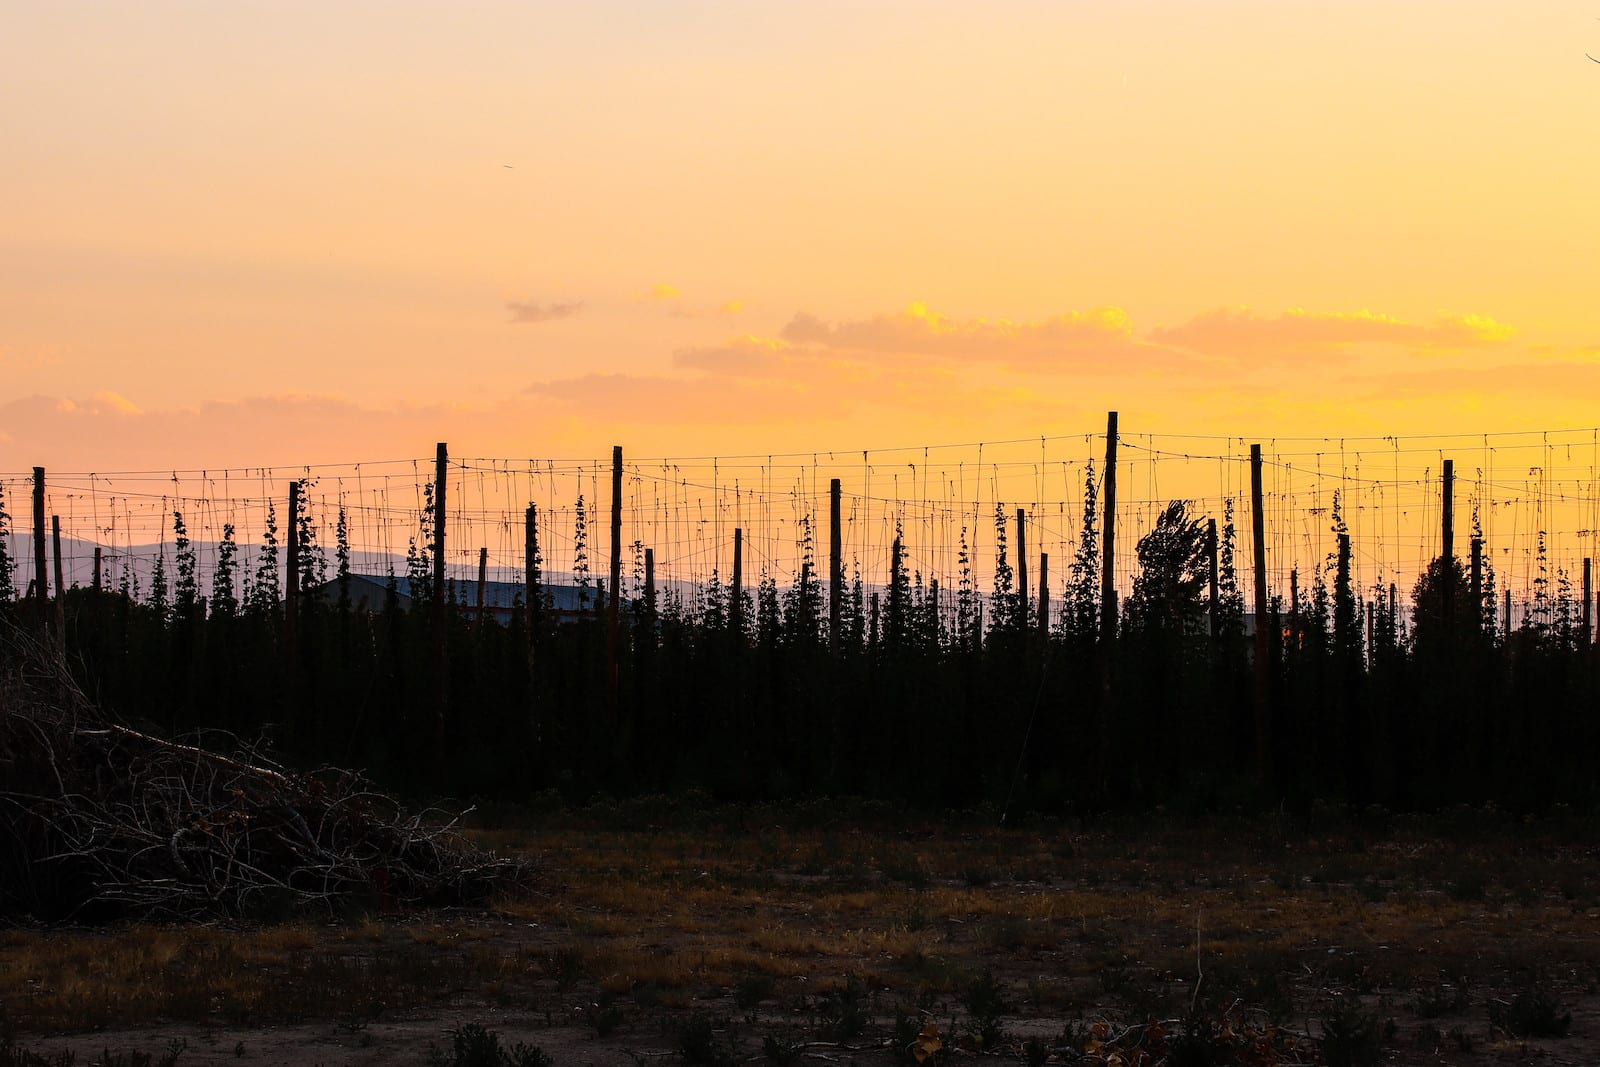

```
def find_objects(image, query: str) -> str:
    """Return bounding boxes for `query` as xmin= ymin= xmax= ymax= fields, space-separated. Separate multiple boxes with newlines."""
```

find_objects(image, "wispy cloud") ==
xmin=775 ymin=302 xmax=1181 ymax=374
xmin=1149 ymin=307 xmax=1515 ymax=362
xmin=673 ymin=335 xmax=810 ymax=378
xmin=506 ymin=299 xmax=583 ymax=324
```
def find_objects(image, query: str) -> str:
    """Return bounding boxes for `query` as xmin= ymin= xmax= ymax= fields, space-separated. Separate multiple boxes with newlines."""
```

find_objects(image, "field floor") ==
xmin=4 ymin=805 xmax=1599 ymax=1066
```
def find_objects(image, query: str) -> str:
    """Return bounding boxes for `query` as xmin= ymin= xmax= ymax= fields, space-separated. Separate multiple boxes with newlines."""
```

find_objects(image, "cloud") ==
xmin=90 ymin=391 xmax=142 ymax=415
xmin=784 ymin=302 xmax=1130 ymax=352
xmin=651 ymin=287 xmax=746 ymax=318
xmin=672 ymin=335 xmax=808 ymax=378
xmin=506 ymin=299 xmax=583 ymax=324
xmin=1149 ymin=307 xmax=1515 ymax=362
xmin=773 ymin=302 xmax=1176 ymax=374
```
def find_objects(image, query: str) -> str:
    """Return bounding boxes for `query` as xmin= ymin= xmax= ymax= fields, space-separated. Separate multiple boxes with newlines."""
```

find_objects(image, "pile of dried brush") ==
xmin=0 ymin=625 xmax=529 ymax=922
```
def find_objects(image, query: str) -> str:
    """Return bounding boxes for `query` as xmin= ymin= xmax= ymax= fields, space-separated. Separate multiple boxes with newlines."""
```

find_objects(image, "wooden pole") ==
xmin=1503 ymin=588 xmax=1512 ymax=638
xmin=92 ymin=547 xmax=102 ymax=594
xmin=1037 ymin=552 xmax=1050 ymax=636
xmin=1015 ymin=508 xmax=1028 ymax=624
xmin=1250 ymin=443 xmax=1271 ymax=787
xmin=644 ymin=548 xmax=657 ymax=622
xmin=51 ymin=515 xmax=65 ymax=645
xmin=285 ymin=480 xmax=300 ymax=654
xmin=1335 ymin=533 xmax=1352 ymax=652
xmin=829 ymin=478 xmax=842 ymax=654
xmin=609 ymin=445 xmax=623 ymax=714
xmin=524 ymin=503 xmax=538 ymax=634
xmin=1099 ymin=412 xmax=1119 ymax=641
xmin=1470 ymin=537 xmax=1484 ymax=631
xmin=475 ymin=546 xmax=488 ymax=625
xmin=432 ymin=443 xmax=448 ymax=740
xmin=1207 ymin=518 xmax=1219 ymax=640
xmin=32 ymin=467 xmax=47 ymax=624
xmin=1584 ymin=557 xmax=1593 ymax=646
xmin=731 ymin=527 xmax=745 ymax=632
xmin=1441 ymin=460 xmax=1455 ymax=631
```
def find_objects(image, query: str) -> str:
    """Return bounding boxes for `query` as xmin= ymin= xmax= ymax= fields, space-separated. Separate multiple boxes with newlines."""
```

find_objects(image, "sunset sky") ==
xmin=4 ymin=1 xmax=1600 ymax=473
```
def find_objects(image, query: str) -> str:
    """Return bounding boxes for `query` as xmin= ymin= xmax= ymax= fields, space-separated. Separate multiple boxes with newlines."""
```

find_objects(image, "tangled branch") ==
xmin=0 ymin=625 xmax=528 ymax=921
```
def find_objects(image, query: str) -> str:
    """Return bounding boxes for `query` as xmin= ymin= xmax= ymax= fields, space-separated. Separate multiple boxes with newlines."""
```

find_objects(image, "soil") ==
xmin=8 ymin=811 xmax=1600 ymax=1066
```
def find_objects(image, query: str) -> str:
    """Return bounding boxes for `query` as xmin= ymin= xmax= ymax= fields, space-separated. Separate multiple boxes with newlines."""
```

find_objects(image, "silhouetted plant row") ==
xmin=0 ymin=475 xmax=1594 ymax=815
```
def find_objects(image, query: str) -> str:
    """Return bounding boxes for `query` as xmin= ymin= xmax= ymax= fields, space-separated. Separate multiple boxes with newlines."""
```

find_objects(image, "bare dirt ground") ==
xmin=5 ymin=805 xmax=1599 ymax=1066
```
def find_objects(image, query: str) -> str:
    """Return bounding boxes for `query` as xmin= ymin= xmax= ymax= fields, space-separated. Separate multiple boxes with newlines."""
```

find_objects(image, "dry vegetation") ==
xmin=4 ymin=802 xmax=1600 ymax=1065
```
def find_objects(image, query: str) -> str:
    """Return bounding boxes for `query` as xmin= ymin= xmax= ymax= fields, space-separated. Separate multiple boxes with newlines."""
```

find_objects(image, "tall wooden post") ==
xmin=1503 ymin=588 xmax=1512 ymax=638
xmin=731 ymin=528 xmax=744 ymax=632
xmin=1099 ymin=412 xmax=1119 ymax=641
xmin=92 ymin=547 xmax=102 ymax=594
xmin=475 ymin=546 xmax=488 ymax=625
xmin=1441 ymin=460 xmax=1455 ymax=631
xmin=285 ymin=480 xmax=300 ymax=655
xmin=50 ymin=515 xmax=65 ymax=645
xmin=1335 ymin=533 xmax=1353 ymax=654
xmin=524 ymin=503 xmax=539 ymax=634
xmin=1470 ymin=537 xmax=1484 ymax=630
xmin=1015 ymin=508 xmax=1028 ymax=623
xmin=432 ymin=443 xmax=449 ymax=739
xmin=32 ymin=467 xmax=47 ymax=623
xmin=1250 ymin=443 xmax=1271 ymax=787
xmin=1207 ymin=518 xmax=1219 ymax=640
xmin=829 ymin=478 xmax=842 ymax=654
xmin=644 ymin=547 xmax=657 ymax=621
xmin=608 ymin=445 xmax=623 ymax=715
xmin=1584 ymin=558 xmax=1593 ymax=646
xmin=1037 ymin=552 xmax=1050 ymax=636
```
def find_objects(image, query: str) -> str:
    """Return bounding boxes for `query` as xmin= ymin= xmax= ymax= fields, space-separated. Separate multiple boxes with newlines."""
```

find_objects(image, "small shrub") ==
xmin=961 ymin=970 xmax=1008 ymax=1051
xmin=0 ymin=1034 xmax=75 ymax=1067
xmin=819 ymin=973 xmax=871 ymax=1040
xmin=761 ymin=1035 xmax=801 ymax=1066
xmin=677 ymin=1013 xmax=737 ymax=1067
xmin=735 ymin=974 xmax=776 ymax=1012
xmin=428 ymin=1024 xmax=550 ymax=1067
xmin=584 ymin=998 xmax=625 ymax=1037
xmin=1411 ymin=980 xmax=1469 ymax=1019
xmin=541 ymin=947 xmax=584 ymax=992
xmin=1489 ymin=986 xmax=1571 ymax=1039
xmin=1320 ymin=998 xmax=1384 ymax=1067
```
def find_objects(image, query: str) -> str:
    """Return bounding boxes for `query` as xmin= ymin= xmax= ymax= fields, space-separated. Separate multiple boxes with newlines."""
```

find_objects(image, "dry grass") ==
xmin=4 ymin=807 xmax=1599 ymax=1065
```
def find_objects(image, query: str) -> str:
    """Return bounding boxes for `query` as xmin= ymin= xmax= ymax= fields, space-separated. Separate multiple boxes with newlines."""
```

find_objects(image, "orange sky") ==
xmin=3 ymin=1 xmax=1599 ymax=473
